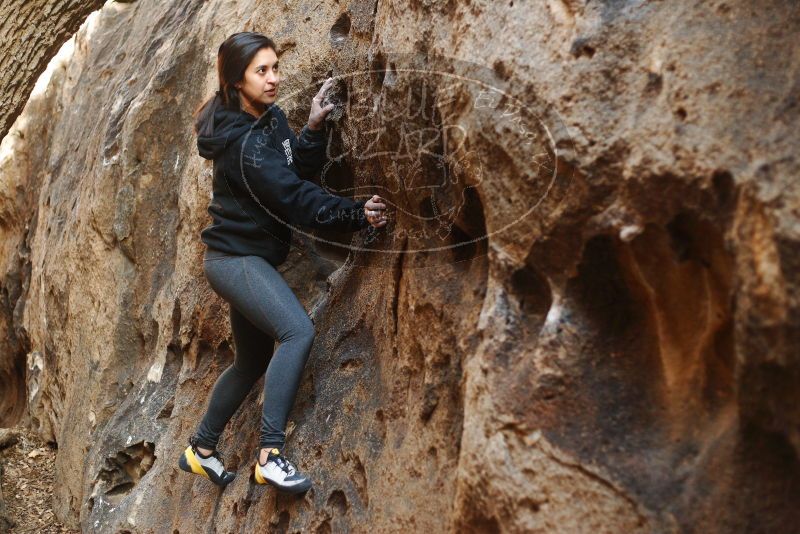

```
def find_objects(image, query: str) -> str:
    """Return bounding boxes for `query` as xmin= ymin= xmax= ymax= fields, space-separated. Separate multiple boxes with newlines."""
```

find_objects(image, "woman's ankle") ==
xmin=259 ymin=446 xmax=280 ymax=464
xmin=189 ymin=435 xmax=215 ymax=457
xmin=197 ymin=446 xmax=214 ymax=457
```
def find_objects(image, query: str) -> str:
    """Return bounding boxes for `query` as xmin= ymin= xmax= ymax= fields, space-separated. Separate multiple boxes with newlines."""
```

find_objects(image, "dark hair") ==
xmin=193 ymin=32 xmax=277 ymax=137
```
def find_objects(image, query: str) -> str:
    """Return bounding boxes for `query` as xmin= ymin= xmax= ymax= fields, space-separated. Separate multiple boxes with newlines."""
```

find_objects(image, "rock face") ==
xmin=0 ymin=0 xmax=798 ymax=532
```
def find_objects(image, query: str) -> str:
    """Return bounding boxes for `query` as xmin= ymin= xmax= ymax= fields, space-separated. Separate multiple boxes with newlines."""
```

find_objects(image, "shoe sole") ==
xmin=253 ymin=463 xmax=312 ymax=494
xmin=178 ymin=453 xmax=194 ymax=474
xmin=178 ymin=447 xmax=235 ymax=488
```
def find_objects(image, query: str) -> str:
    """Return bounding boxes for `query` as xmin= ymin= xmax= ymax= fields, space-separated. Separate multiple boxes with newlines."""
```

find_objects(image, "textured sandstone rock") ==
xmin=0 ymin=460 xmax=11 ymax=531
xmin=0 ymin=0 xmax=798 ymax=532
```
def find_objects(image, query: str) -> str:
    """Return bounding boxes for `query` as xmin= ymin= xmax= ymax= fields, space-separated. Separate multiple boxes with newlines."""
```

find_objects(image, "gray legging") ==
xmin=193 ymin=247 xmax=315 ymax=451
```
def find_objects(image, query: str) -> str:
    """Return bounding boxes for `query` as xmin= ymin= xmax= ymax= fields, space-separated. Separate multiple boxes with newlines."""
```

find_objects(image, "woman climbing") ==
xmin=177 ymin=31 xmax=387 ymax=494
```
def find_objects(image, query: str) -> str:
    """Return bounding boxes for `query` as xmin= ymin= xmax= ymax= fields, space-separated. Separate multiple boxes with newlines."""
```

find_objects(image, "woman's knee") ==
xmin=297 ymin=317 xmax=316 ymax=343
xmin=283 ymin=316 xmax=315 ymax=346
xmin=233 ymin=357 xmax=269 ymax=377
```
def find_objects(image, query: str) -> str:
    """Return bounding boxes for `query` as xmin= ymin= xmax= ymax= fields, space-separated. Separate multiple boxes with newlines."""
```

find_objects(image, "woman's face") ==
xmin=236 ymin=47 xmax=280 ymax=115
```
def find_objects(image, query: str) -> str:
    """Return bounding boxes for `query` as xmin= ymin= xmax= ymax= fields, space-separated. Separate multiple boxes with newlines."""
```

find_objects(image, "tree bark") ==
xmin=0 ymin=0 xmax=106 ymax=142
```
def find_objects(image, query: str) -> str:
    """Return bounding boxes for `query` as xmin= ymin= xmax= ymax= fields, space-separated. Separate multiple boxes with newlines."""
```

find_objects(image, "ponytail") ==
xmin=193 ymin=90 xmax=223 ymax=137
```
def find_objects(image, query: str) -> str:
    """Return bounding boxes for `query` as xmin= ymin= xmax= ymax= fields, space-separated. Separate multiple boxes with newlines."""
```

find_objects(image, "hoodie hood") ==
xmin=197 ymin=104 xmax=274 ymax=160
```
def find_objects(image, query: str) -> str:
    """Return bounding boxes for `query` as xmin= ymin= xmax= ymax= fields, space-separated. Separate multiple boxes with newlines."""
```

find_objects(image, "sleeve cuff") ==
xmin=351 ymin=199 xmax=371 ymax=230
xmin=301 ymin=124 xmax=326 ymax=143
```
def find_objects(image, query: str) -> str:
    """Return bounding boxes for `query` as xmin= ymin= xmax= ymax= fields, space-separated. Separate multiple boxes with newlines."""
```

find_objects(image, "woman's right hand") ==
xmin=364 ymin=195 xmax=387 ymax=228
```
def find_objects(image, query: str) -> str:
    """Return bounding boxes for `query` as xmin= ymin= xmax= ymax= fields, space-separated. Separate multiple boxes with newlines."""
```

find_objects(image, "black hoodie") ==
xmin=197 ymin=102 xmax=369 ymax=266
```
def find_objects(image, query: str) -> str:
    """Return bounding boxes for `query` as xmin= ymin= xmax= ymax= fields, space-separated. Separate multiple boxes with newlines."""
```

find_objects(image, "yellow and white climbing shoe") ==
xmin=178 ymin=436 xmax=236 ymax=487
xmin=254 ymin=447 xmax=312 ymax=494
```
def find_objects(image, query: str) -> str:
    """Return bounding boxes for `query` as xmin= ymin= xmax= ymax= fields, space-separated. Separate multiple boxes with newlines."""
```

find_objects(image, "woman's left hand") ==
xmin=308 ymin=77 xmax=336 ymax=131
xmin=364 ymin=195 xmax=388 ymax=228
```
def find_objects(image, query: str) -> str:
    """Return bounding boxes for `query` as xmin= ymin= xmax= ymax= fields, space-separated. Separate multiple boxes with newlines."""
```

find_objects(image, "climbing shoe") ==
xmin=253 ymin=447 xmax=312 ymax=494
xmin=178 ymin=436 xmax=236 ymax=487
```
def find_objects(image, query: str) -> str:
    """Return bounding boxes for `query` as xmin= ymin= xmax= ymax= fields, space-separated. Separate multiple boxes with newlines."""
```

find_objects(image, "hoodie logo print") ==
xmin=282 ymin=139 xmax=293 ymax=165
